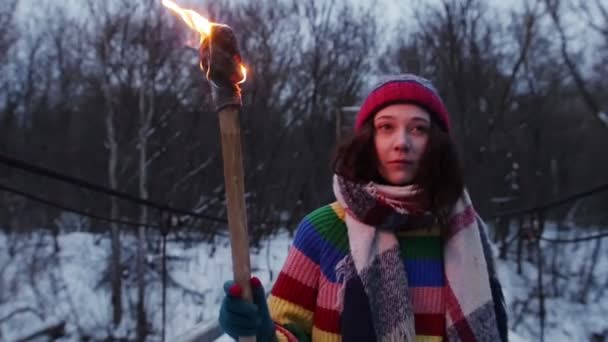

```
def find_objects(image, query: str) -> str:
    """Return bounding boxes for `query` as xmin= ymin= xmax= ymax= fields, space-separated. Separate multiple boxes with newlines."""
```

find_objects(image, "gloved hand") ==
xmin=199 ymin=24 xmax=245 ymax=111
xmin=219 ymin=276 xmax=276 ymax=341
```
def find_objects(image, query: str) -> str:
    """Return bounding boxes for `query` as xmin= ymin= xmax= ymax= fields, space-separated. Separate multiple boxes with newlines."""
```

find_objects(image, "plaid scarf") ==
xmin=333 ymin=175 xmax=505 ymax=342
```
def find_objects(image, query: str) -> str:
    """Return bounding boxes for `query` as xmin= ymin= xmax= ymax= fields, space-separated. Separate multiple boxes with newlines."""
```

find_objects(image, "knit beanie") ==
xmin=354 ymin=74 xmax=451 ymax=133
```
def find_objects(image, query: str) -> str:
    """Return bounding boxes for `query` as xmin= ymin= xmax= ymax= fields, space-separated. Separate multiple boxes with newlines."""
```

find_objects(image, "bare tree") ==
xmin=0 ymin=0 xmax=17 ymax=65
xmin=544 ymin=0 xmax=608 ymax=129
xmin=85 ymin=0 xmax=135 ymax=328
xmin=286 ymin=0 xmax=380 ymax=207
xmin=131 ymin=1 xmax=192 ymax=339
xmin=0 ymin=0 xmax=19 ymax=228
xmin=574 ymin=0 xmax=608 ymax=123
xmin=83 ymin=0 xmax=218 ymax=337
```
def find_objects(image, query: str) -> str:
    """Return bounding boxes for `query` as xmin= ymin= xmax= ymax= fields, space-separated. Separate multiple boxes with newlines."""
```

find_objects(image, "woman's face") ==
xmin=373 ymin=103 xmax=431 ymax=185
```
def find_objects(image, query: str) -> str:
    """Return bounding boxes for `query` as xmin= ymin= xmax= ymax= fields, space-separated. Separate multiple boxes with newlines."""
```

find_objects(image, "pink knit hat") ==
xmin=354 ymin=74 xmax=451 ymax=133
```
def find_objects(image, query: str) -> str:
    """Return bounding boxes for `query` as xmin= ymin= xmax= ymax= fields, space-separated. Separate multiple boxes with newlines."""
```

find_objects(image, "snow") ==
xmin=0 ymin=230 xmax=291 ymax=341
xmin=1 ymin=221 xmax=606 ymax=341
xmin=494 ymin=221 xmax=608 ymax=341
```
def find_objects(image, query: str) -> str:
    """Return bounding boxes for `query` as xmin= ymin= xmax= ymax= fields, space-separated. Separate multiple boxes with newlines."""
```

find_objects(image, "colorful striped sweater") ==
xmin=268 ymin=202 xmax=446 ymax=341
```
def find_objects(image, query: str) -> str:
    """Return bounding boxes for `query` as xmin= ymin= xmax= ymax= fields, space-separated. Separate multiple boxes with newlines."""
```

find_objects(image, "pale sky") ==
xmin=14 ymin=0 xmax=601 ymax=65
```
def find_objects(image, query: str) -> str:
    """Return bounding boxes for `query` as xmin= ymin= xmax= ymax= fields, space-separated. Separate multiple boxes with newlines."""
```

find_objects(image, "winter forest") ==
xmin=1 ymin=0 xmax=607 ymax=340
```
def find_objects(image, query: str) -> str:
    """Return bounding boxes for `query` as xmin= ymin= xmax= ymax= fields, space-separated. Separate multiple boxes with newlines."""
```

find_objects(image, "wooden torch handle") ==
xmin=218 ymin=106 xmax=256 ymax=342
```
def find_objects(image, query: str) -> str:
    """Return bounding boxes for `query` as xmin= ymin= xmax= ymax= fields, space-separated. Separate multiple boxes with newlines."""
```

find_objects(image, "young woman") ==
xmin=218 ymin=74 xmax=508 ymax=342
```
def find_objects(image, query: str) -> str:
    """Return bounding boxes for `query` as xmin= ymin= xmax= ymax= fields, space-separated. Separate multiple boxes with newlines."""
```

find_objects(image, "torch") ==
xmin=162 ymin=1 xmax=254 ymax=341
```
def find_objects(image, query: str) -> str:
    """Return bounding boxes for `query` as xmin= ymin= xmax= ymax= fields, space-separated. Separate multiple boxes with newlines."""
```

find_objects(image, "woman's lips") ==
xmin=387 ymin=160 xmax=415 ymax=168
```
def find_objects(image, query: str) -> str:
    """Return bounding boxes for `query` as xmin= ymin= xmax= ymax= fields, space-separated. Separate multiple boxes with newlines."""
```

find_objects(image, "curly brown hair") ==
xmin=332 ymin=113 xmax=464 ymax=218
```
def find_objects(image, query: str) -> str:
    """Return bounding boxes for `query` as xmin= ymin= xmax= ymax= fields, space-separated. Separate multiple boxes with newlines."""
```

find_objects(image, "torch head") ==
xmin=200 ymin=24 xmax=245 ymax=89
xmin=162 ymin=0 xmax=246 ymax=111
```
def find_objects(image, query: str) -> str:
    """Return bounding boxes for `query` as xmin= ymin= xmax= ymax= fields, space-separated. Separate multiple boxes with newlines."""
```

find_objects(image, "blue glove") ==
xmin=219 ymin=277 xmax=276 ymax=341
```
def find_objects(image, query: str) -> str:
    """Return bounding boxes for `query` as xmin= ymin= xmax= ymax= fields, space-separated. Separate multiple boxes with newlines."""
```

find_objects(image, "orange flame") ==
xmin=238 ymin=65 xmax=247 ymax=84
xmin=162 ymin=0 xmax=247 ymax=85
xmin=162 ymin=0 xmax=212 ymax=40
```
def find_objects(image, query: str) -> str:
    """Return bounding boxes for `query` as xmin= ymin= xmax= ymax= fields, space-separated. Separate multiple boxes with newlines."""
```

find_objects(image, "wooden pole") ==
xmin=218 ymin=106 xmax=253 ymax=302
xmin=218 ymin=106 xmax=256 ymax=342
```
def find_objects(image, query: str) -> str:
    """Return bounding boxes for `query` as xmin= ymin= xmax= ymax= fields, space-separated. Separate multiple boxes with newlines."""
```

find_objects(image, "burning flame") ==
xmin=238 ymin=65 xmax=247 ymax=84
xmin=162 ymin=0 xmax=247 ymax=85
xmin=162 ymin=0 xmax=212 ymax=39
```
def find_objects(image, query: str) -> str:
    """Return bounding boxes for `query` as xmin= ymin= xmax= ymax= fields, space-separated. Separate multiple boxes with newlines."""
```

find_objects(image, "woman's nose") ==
xmin=394 ymin=131 xmax=411 ymax=151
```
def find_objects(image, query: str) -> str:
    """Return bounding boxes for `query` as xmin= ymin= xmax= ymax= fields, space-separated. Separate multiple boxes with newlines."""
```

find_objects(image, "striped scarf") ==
xmin=333 ymin=175 xmax=504 ymax=341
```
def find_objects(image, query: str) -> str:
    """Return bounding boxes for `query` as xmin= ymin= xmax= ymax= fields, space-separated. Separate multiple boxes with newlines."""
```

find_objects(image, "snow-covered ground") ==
xmin=0 ymin=222 xmax=606 ymax=341
xmin=0 ymin=230 xmax=291 ymax=341
xmin=496 ymin=222 xmax=608 ymax=341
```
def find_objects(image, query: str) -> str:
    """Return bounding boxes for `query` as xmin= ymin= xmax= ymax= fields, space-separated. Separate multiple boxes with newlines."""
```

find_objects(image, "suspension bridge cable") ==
xmin=0 ymin=152 xmax=227 ymax=223
xmin=0 ymin=182 xmax=161 ymax=229
xmin=0 ymin=152 xmax=287 ymax=227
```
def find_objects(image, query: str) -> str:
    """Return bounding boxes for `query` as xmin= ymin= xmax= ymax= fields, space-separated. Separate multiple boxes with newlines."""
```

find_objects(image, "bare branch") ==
xmin=0 ymin=306 xmax=43 ymax=323
xmin=544 ymin=0 xmax=607 ymax=129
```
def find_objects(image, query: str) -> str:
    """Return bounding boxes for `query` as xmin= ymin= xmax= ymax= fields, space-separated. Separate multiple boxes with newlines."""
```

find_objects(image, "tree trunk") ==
xmin=498 ymin=218 xmax=509 ymax=260
xmin=516 ymin=216 xmax=524 ymax=274
xmin=136 ymin=83 xmax=150 ymax=342
xmin=105 ymin=89 xmax=122 ymax=328
xmin=579 ymin=237 xmax=602 ymax=303
xmin=102 ymin=65 xmax=122 ymax=326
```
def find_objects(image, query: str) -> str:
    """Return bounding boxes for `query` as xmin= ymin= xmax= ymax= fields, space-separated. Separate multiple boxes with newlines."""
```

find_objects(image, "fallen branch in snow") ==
xmin=540 ymin=231 xmax=608 ymax=243
xmin=511 ymin=298 xmax=534 ymax=331
xmin=0 ymin=307 xmax=43 ymax=323
xmin=14 ymin=321 xmax=66 ymax=342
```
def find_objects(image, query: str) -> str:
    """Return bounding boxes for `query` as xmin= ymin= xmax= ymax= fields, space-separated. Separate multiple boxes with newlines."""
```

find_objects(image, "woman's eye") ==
xmin=412 ymin=126 xmax=429 ymax=135
xmin=378 ymin=124 xmax=393 ymax=132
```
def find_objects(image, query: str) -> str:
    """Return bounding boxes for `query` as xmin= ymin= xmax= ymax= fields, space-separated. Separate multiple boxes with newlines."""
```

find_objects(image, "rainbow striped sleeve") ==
xmin=268 ymin=214 xmax=322 ymax=341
